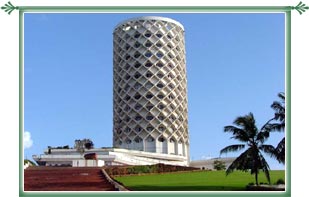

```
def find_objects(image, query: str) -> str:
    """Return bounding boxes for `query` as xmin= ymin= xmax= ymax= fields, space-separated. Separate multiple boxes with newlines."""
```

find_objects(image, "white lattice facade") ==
xmin=113 ymin=16 xmax=189 ymax=157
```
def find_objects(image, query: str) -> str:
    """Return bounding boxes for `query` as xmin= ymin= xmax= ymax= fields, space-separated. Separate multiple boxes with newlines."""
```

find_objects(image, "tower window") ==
xmin=125 ymin=117 xmax=131 ymax=122
xmin=134 ymin=53 xmax=141 ymax=58
xmin=146 ymin=72 xmax=153 ymax=78
xmin=146 ymin=105 xmax=154 ymax=110
xmin=134 ymin=42 xmax=141 ymax=48
xmin=146 ymin=94 xmax=153 ymax=99
xmin=125 ymin=44 xmax=130 ymax=50
xmin=145 ymin=32 xmax=151 ymax=37
xmin=157 ymin=94 xmax=164 ymax=99
xmin=124 ymin=64 xmax=130 ymax=70
xmin=158 ymin=126 xmax=165 ymax=131
xmin=134 ymin=33 xmax=141 ymax=38
xmin=124 ymin=106 xmax=130 ymax=111
xmin=124 ymin=85 xmax=130 ymax=91
xmin=145 ymin=62 xmax=152 ymax=67
xmin=134 ymin=137 xmax=142 ymax=143
xmin=125 ymin=96 xmax=131 ymax=101
xmin=145 ymin=42 xmax=152 ymax=47
xmin=156 ymin=53 xmax=163 ymax=58
xmin=156 ymin=63 xmax=163 ymax=67
xmin=168 ymin=95 xmax=175 ymax=99
xmin=147 ymin=136 xmax=154 ymax=142
xmin=146 ymin=115 xmax=153 ymax=120
xmin=135 ymin=127 xmax=142 ymax=132
xmin=134 ymin=63 xmax=141 ymax=68
xmin=156 ymin=33 xmax=162 ymax=38
xmin=157 ymin=73 xmax=163 ymax=78
xmin=158 ymin=115 xmax=165 ymax=120
xmin=158 ymin=104 xmax=165 ymax=109
xmin=169 ymin=84 xmax=175 ymax=89
xmin=134 ymin=73 xmax=141 ymax=79
xmin=147 ymin=126 xmax=154 ymax=131
xmin=135 ymin=116 xmax=142 ymax=121
xmin=134 ymin=104 xmax=142 ymax=110
xmin=158 ymin=137 xmax=165 ymax=142
xmin=145 ymin=52 xmax=152 ymax=58
xmin=168 ymin=74 xmax=174 ymax=79
xmin=145 ymin=83 xmax=153 ymax=89
xmin=156 ymin=43 xmax=162 ymax=47
xmin=134 ymin=83 xmax=141 ymax=90
xmin=157 ymin=83 xmax=164 ymax=88
xmin=134 ymin=94 xmax=141 ymax=100
xmin=125 ymin=139 xmax=132 ymax=144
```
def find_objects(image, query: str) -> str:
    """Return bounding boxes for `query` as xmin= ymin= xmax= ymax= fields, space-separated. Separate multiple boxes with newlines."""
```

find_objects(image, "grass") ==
xmin=114 ymin=170 xmax=285 ymax=191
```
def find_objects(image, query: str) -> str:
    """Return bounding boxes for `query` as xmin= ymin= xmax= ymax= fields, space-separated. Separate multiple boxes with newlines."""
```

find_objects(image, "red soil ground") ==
xmin=24 ymin=166 xmax=117 ymax=191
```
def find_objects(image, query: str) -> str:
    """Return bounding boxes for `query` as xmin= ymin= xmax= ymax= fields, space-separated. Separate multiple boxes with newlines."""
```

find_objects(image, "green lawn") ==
xmin=114 ymin=170 xmax=285 ymax=191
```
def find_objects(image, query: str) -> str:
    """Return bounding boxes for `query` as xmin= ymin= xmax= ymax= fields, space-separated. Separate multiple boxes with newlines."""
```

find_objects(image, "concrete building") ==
xmin=112 ymin=16 xmax=189 ymax=159
xmin=33 ymin=16 xmax=190 ymax=167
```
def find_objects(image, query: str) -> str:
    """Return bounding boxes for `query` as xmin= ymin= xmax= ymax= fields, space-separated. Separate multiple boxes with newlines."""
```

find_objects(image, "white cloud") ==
xmin=24 ymin=131 xmax=33 ymax=149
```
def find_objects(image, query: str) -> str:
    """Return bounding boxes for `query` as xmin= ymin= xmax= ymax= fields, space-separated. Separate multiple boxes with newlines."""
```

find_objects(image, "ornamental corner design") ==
xmin=292 ymin=1 xmax=309 ymax=15
xmin=1 ymin=1 xmax=18 ymax=15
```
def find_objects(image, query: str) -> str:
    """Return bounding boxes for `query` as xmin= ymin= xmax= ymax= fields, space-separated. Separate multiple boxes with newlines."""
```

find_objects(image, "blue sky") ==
xmin=24 ymin=13 xmax=285 ymax=169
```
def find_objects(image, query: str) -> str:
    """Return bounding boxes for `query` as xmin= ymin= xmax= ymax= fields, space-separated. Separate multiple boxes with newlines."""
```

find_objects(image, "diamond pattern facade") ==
xmin=113 ymin=16 xmax=189 ymax=157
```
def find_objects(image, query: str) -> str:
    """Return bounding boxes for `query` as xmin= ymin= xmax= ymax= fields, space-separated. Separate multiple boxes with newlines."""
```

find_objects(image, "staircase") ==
xmin=24 ymin=167 xmax=117 ymax=191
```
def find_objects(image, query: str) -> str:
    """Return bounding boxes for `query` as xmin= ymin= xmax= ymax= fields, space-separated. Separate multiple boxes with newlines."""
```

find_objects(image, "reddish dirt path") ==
xmin=24 ymin=167 xmax=117 ymax=191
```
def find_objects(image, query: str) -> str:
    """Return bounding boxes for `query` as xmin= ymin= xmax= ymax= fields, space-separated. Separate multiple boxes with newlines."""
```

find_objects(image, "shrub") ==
xmin=213 ymin=160 xmax=226 ymax=171
xmin=276 ymin=178 xmax=285 ymax=185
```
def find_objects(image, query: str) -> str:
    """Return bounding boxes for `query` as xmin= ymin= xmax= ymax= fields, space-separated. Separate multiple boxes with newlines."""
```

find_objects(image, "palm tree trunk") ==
xmin=255 ymin=173 xmax=258 ymax=185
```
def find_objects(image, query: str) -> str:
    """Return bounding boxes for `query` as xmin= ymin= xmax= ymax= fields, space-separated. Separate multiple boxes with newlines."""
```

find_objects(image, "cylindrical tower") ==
xmin=113 ymin=16 xmax=189 ymax=157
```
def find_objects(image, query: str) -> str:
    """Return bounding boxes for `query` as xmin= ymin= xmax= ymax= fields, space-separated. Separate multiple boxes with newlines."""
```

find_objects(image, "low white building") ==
xmin=189 ymin=157 xmax=235 ymax=170
xmin=33 ymin=147 xmax=189 ymax=167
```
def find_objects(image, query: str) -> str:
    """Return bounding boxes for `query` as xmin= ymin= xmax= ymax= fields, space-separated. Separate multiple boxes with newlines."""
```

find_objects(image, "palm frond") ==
xmin=275 ymin=137 xmax=285 ymax=164
xmin=268 ymin=123 xmax=285 ymax=132
xmin=234 ymin=113 xmax=258 ymax=138
xmin=256 ymin=130 xmax=270 ymax=144
xmin=259 ymin=144 xmax=276 ymax=157
xmin=220 ymin=144 xmax=245 ymax=155
xmin=271 ymin=101 xmax=284 ymax=111
xmin=277 ymin=92 xmax=285 ymax=103
xmin=224 ymin=126 xmax=249 ymax=142
xmin=271 ymin=92 xmax=285 ymax=124
xmin=226 ymin=148 xmax=251 ymax=175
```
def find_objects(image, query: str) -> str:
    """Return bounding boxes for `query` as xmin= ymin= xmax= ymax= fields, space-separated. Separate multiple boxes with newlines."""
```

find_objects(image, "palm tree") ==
xmin=220 ymin=112 xmax=275 ymax=185
xmin=270 ymin=92 xmax=285 ymax=164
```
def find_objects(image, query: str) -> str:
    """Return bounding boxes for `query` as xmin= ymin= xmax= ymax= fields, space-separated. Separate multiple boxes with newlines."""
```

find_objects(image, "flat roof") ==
xmin=114 ymin=16 xmax=184 ymax=31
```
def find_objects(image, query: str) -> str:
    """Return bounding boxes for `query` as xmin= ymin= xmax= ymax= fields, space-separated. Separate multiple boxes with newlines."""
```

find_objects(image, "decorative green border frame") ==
xmin=3 ymin=1 xmax=305 ymax=196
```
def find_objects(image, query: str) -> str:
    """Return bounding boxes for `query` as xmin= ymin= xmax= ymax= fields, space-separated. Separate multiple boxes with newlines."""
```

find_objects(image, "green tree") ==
xmin=269 ymin=92 xmax=285 ymax=164
xmin=24 ymin=159 xmax=36 ymax=166
xmin=213 ymin=160 xmax=226 ymax=171
xmin=220 ymin=112 xmax=275 ymax=185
